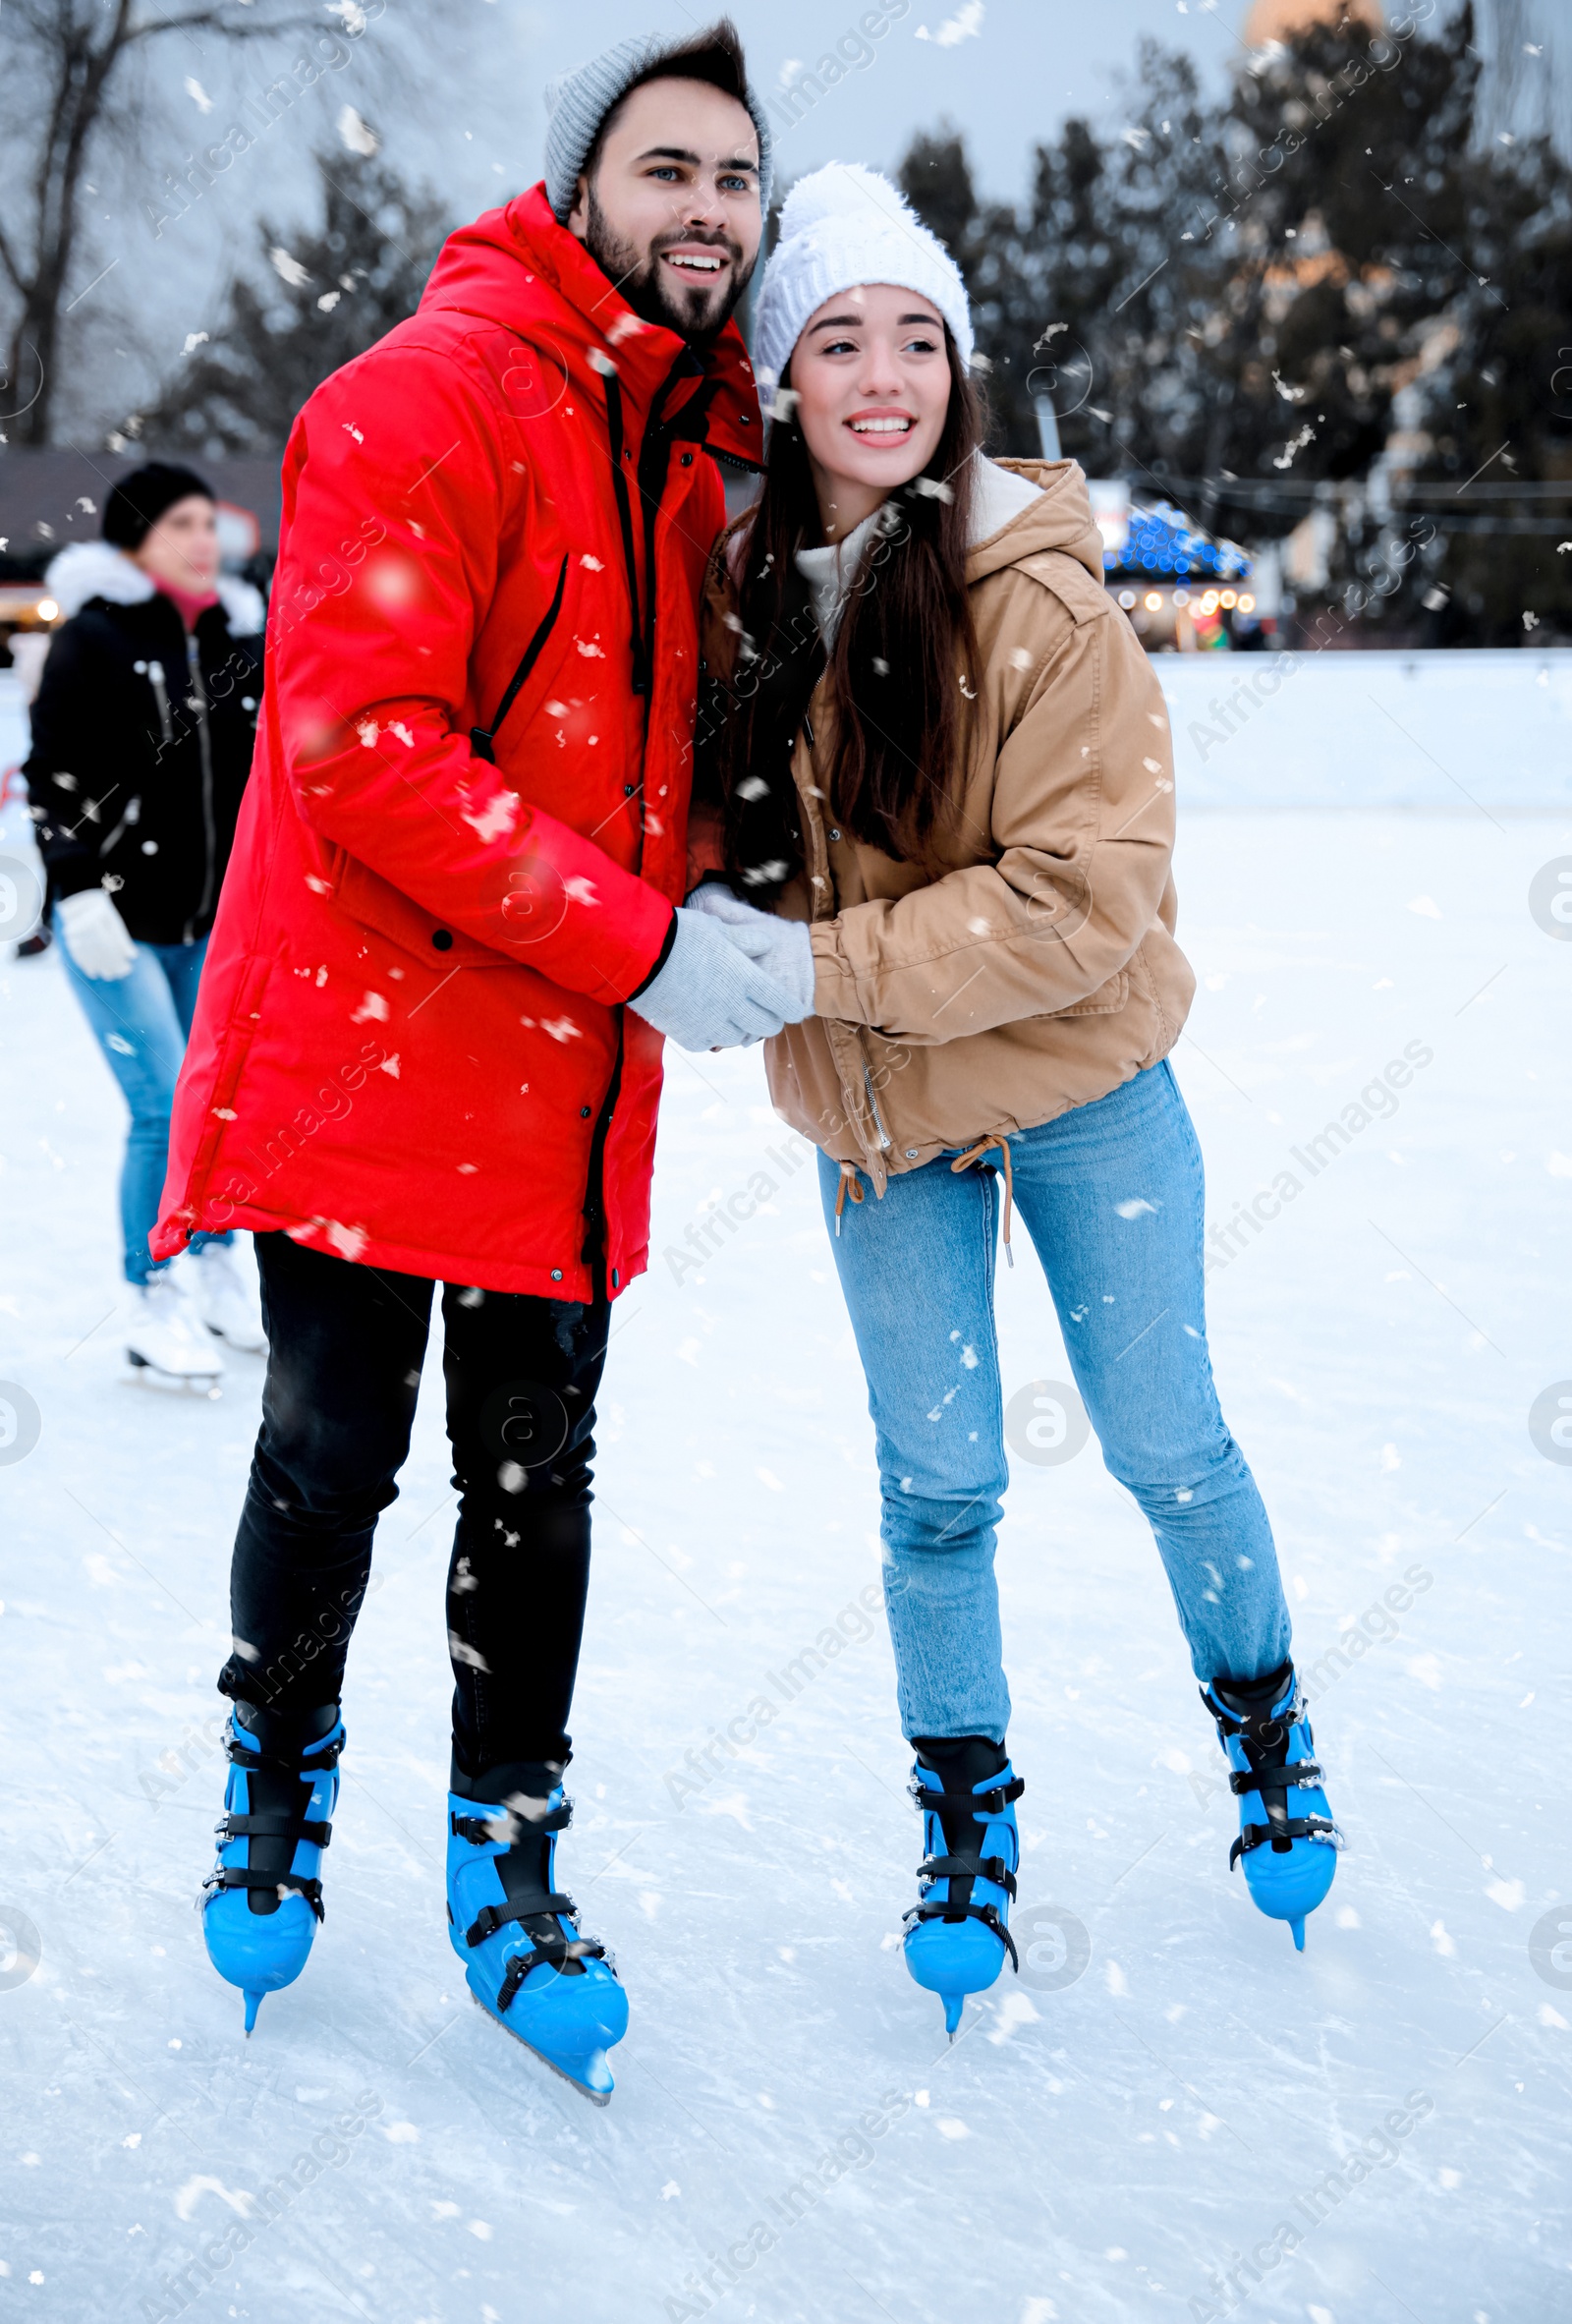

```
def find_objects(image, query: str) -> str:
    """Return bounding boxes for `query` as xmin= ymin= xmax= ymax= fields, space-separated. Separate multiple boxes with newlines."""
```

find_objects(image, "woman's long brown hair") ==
xmin=707 ymin=329 xmax=985 ymax=904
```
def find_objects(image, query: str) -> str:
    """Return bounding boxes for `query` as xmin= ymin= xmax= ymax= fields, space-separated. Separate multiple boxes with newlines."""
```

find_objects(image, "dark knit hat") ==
xmin=102 ymin=463 xmax=215 ymax=550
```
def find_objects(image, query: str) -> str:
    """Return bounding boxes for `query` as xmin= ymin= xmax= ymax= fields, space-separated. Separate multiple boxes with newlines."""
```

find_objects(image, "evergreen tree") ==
xmin=890 ymin=1 xmax=1572 ymax=642
xmin=139 ymin=147 xmax=451 ymax=459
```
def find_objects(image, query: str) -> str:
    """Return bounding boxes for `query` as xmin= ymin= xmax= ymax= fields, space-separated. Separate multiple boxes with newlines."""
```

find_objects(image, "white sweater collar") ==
xmin=793 ymin=457 xmax=1044 ymax=647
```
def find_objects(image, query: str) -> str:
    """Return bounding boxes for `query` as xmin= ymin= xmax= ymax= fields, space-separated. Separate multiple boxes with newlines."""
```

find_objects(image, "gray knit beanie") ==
xmin=543 ymin=29 xmax=773 ymax=225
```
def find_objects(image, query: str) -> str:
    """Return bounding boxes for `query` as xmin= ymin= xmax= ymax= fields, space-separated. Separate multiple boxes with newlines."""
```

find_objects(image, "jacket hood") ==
xmin=46 ymin=540 xmax=153 ymax=617
xmin=44 ymin=538 xmax=265 ymax=634
xmin=966 ymin=458 xmax=1105 ymax=589
xmin=420 ymin=183 xmax=763 ymax=467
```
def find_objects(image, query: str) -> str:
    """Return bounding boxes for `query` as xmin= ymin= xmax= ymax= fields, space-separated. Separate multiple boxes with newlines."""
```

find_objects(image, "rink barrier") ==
xmin=1163 ymin=648 xmax=1572 ymax=811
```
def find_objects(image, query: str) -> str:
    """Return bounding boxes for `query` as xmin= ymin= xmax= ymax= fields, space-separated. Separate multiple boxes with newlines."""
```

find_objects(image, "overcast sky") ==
xmin=19 ymin=0 xmax=1566 ymax=435
xmin=486 ymin=0 xmax=1243 ymax=202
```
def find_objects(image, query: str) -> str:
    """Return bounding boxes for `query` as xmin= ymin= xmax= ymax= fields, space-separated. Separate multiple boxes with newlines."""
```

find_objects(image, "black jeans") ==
xmin=219 ymin=1232 xmax=611 ymax=1789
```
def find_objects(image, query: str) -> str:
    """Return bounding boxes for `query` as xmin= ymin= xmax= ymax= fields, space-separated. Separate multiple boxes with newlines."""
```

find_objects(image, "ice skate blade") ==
xmin=942 ymin=1995 xmax=964 ymax=2038
xmin=124 ymin=1352 xmax=222 ymax=1398
xmin=202 ymin=1324 xmax=267 ymax=1355
xmin=1289 ymin=1916 xmax=1306 ymax=1954
xmin=469 ymin=1991 xmax=613 ymax=2106
xmin=244 ymin=1990 xmax=263 ymax=2035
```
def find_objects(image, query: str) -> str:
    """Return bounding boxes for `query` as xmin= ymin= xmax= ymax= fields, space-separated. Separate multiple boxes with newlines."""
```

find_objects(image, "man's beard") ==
xmin=582 ymin=186 xmax=752 ymax=346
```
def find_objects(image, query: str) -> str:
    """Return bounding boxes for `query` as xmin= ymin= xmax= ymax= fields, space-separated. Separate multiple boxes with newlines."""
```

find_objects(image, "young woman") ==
xmin=28 ymin=464 xmax=267 ymax=1383
xmin=692 ymin=166 xmax=1341 ymax=2034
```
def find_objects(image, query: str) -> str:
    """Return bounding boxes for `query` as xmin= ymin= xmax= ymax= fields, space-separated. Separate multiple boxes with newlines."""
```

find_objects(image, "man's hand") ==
xmin=628 ymin=906 xmax=808 ymax=1050
xmin=684 ymin=882 xmax=815 ymax=1018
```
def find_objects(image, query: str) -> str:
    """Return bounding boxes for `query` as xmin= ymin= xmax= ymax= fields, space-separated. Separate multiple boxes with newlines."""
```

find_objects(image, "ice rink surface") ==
xmin=2 ymin=658 xmax=1570 ymax=2321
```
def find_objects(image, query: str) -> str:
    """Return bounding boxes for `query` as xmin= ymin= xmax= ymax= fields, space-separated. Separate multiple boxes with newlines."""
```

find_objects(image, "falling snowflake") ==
xmin=184 ymin=77 xmax=214 ymax=113
xmin=337 ymin=104 xmax=379 ymax=157
xmin=461 ymin=791 xmax=518 ymax=843
xmin=1272 ymin=423 xmax=1316 ymax=471
xmin=269 ymin=247 xmax=311 ymax=289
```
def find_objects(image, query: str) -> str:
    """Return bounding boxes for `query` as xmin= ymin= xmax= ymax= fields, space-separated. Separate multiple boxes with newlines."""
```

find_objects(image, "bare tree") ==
xmin=0 ymin=0 xmax=320 ymax=445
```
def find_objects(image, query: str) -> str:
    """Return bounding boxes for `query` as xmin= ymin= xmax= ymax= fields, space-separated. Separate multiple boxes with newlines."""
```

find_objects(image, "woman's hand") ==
xmin=56 ymin=888 xmax=138 ymax=981
xmin=684 ymin=881 xmax=815 ymax=1019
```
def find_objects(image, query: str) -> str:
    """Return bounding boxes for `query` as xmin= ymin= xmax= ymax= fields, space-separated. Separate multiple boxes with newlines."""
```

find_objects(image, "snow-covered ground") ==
xmin=2 ymin=663 xmax=1571 ymax=2323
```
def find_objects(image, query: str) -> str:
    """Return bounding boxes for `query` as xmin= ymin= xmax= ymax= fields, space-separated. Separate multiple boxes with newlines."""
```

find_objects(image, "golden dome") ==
xmin=1244 ymin=0 xmax=1383 ymax=41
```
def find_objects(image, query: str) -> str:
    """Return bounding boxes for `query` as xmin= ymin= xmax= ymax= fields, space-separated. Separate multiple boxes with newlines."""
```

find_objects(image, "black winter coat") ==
xmin=26 ymin=544 xmax=264 ymax=946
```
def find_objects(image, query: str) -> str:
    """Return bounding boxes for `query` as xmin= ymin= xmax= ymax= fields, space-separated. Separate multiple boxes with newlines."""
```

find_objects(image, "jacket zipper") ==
xmin=860 ymin=1039 xmax=894 ymax=1152
xmin=580 ymin=1024 xmax=625 ymax=1297
xmin=186 ymin=635 xmax=217 ymax=942
xmin=470 ymin=554 xmax=570 ymax=765
xmin=98 ymin=796 xmax=141 ymax=858
xmin=147 ymin=660 xmax=174 ymax=748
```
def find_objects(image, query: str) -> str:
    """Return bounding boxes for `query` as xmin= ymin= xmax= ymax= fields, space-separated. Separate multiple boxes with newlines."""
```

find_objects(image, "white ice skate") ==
xmin=125 ymin=1270 xmax=223 ymax=1394
xmin=186 ymin=1239 xmax=267 ymax=1353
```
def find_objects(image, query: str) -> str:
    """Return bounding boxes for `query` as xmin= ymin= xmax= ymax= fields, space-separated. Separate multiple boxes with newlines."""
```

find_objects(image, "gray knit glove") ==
xmin=684 ymin=882 xmax=815 ymax=1019
xmin=629 ymin=907 xmax=801 ymax=1050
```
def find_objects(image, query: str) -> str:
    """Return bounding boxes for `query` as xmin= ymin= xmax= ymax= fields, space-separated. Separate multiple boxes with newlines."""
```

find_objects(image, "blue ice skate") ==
xmin=447 ymin=1777 xmax=628 ymax=2105
xmin=902 ymin=1737 xmax=1023 ymax=2039
xmin=1202 ymin=1664 xmax=1342 ymax=1952
xmin=201 ymin=1705 xmax=343 ymax=2033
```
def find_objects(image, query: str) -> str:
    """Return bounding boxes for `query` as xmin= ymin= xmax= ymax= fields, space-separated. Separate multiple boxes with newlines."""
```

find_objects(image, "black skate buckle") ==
xmin=1229 ymin=1814 xmax=1343 ymax=1869
xmin=495 ymin=1931 xmax=607 ymax=2012
xmin=201 ymin=1865 xmax=326 ymax=1920
xmin=450 ymin=1797 xmax=572 ymax=1847
xmin=902 ymin=1896 xmax=1020 ymax=1974
xmin=465 ymin=1893 xmax=578 ymax=1950
xmin=216 ymin=1812 xmax=332 ymax=1847
xmin=917 ymin=1853 xmax=1018 ymax=1902
xmin=224 ymin=1726 xmax=344 ymax=1776
xmin=1201 ymin=1675 xmax=1304 ymax=1749
xmin=909 ymin=1776 xmax=1024 ymax=1819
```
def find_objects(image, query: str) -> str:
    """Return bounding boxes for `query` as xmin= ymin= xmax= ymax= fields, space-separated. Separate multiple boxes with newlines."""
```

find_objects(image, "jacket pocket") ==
xmin=332 ymin=850 xmax=511 ymax=969
xmin=1047 ymin=969 xmax=1129 ymax=1018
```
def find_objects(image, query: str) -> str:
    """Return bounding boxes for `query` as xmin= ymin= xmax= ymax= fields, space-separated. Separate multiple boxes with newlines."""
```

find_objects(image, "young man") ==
xmin=154 ymin=24 xmax=805 ymax=2101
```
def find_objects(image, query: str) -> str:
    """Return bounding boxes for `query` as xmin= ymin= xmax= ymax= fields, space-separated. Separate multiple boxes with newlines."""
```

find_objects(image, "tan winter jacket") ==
xmin=698 ymin=458 xmax=1196 ymax=1194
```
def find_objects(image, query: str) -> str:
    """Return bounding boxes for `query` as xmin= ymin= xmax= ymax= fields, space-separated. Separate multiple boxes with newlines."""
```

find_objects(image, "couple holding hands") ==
xmin=153 ymin=21 xmax=1338 ymax=2100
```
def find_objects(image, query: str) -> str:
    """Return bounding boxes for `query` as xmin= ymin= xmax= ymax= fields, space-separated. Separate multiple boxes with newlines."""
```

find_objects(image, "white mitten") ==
xmin=684 ymin=881 xmax=815 ymax=1020
xmin=57 ymin=888 xmax=138 ymax=981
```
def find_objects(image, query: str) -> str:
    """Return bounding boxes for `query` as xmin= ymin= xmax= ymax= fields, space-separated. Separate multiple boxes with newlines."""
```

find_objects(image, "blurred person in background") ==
xmin=693 ymin=164 xmax=1342 ymax=2040
xmin=26 ymin=463 xmax=267 ymax=1384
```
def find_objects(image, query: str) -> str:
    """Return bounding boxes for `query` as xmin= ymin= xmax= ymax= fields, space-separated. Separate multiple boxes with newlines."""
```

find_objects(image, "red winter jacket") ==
xmin=153 ymin=186 xmax=761 ymax=1300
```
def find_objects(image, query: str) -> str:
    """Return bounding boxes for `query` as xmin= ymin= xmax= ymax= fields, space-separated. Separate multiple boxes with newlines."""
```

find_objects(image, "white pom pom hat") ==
xmin=751 ymin=162 xmax=974 ymax=415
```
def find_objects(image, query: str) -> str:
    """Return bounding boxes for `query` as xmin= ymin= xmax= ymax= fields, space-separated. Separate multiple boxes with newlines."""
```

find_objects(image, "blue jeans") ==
xmin=819 ymin=1060 xmax=1292 ymax=1742
xmin=57 ymin=926 xmax=230 ymax=1284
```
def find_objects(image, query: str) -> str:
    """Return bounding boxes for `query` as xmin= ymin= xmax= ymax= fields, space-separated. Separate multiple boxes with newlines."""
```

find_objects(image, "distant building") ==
xmin=0 ymin=449 xmax=280 ymax=581
xmin=1243 ymin=0 xmax=1383 ymax=39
